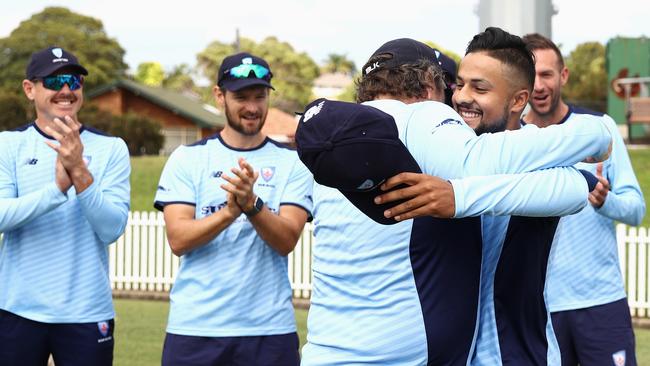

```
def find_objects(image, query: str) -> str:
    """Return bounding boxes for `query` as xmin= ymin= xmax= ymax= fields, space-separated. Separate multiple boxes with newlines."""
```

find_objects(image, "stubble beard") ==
xmin=224 ymin=100 xmax=267 ymax=136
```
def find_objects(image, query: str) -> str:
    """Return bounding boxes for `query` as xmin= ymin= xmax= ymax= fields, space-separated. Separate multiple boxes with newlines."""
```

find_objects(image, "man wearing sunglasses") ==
xmin=154 ymin=52 xmax=312 ymax=366
xmin=0 ymin=46 xmax=130 ymax=366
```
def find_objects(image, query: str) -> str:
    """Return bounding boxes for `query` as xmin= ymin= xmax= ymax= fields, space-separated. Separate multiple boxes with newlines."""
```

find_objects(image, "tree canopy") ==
xmin=0 ymin=7 xmax=128 ymax=94
xmin=197 ymin=36 xmax=319 ymax=112
xmin=162 ymin=64 xmax=197 ymax=93
xmin=322 ymin=54 xmax=357 ymax=76
xmin=563 ymin=42 xmax=607 ymax=109
xmin=135 ymin=62 xmax=165 ymax=87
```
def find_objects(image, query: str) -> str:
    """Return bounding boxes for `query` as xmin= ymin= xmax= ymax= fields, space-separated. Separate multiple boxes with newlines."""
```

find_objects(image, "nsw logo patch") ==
xmin=97 ymin=321 xmax=110 ymax=337
xmin=612 ymin=350 xmax=626 ymax=366
xmin=261 ymin=167 xmax=275 ymax=182
xmin=303 ymin=101 xmax=325 ymax=122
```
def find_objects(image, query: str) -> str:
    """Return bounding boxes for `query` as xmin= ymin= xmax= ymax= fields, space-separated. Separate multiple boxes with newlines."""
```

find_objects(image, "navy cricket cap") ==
xmin=295 ymin=98 xmax=422 ymax=225
xmin=434 ymin=49 xmax=457 ymax=84
xmin=433 ymin=49 xmax=457 ymax=106
xmin=26 ymin=46 xmax=88 ymax=79
xmin=217 ymin=52 xmax=274 ymax=91
xmin=362 ymin=38 xmax=440 ymax=76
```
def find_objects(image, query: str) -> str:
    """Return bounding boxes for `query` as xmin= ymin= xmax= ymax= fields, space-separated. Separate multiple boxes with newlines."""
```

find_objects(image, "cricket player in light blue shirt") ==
xmin=155 ymin=52 xmax=312 ymax=366
xmin=524 ymin=33 xmax=645 ymax=366
xmin=0 ymin=46 xmax=130 ymax=366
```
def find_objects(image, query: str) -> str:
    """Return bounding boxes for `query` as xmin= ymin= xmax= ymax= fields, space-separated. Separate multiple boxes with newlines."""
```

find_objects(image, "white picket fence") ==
xmin=109 ymin=211 xmax=314 ymax=299
xmin=109 ymin=212 xmax=650 ymax=315
xmin=617 ymin=224 xmax=650 ymax=317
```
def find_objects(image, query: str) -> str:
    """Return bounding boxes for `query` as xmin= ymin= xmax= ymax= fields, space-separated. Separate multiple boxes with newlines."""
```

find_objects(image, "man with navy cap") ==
xmin=154 ymin=52 xmax=312 ymax=366
xmin=0 ymin=46 xmax=130 ymax=365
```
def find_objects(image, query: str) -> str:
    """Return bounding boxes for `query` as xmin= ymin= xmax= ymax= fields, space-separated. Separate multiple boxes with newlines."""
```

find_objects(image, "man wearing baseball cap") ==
xmin=0 ymin=46 xmax=130 ymax=365
xmin=154 ymin=52 xmax=312 ymax=366
xmin=296 ymin=38 xmax=612 ymax=365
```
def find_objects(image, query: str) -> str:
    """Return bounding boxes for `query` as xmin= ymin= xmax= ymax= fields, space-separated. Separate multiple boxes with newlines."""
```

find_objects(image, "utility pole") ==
xmin=235 ymin=28 xmax=240 ymax=52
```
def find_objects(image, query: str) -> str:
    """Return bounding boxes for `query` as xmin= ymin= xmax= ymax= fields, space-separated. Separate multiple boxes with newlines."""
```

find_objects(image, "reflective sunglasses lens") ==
xmin=229 ymin=64 xmax=270 ymax=79
xmin=42 ymin=75 xmax=83 ymax=91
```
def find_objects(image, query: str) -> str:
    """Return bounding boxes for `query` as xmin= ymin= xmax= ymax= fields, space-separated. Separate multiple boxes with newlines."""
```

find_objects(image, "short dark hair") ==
xmin=522 ymin=33 xmax=565 ymax=68
xmin=356 ymin=54 xmax=445 ymax=103
xmin=466 ymin=27 xmax=535 ymax=91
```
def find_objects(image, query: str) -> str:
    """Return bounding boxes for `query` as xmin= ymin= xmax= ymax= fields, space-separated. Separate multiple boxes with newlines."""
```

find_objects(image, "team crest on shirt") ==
xmin=261 ymin=167 xmax=275 ymax=182
xmin=612 ymin=350 xmax=626 ymax=366
xmin=97 ymin=321 xmax=110 ymax=337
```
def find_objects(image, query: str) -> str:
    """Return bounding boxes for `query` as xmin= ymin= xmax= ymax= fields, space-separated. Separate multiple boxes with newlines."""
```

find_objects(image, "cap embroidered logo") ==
xmin=357 ymin=179 xmax=376 ymax=190
xmin=303 ymin=101 xmax=325 ymax=122
xmin=52 ymin=48 xmax=63 ymax=58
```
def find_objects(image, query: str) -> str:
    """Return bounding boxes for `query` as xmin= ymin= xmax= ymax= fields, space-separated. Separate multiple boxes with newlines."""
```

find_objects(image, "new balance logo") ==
xmin=212 ymin=171 xmax=223 ymax=178
xmin=435 ymin=118 xmax=463 ymax=128
xmin=26 ymin=158 xmax=38 ymax=165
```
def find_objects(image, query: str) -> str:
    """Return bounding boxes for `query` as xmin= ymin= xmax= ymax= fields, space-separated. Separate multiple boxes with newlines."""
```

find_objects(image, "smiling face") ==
xmin=452 ymin=52 xmax=516 ymax=134
xmin=22 ymin=67 xmax=84 ymax=125
xmin=528 ymin=48 xmax=569 ymax=121
xmin=215 ymin=85 xmax=270 ymax=137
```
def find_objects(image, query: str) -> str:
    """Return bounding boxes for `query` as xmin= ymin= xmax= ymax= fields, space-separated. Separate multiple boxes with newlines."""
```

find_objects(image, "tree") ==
xmin=563 ymin=42 xmax=607 ymax=110
xmin=0 ymin=7 xmax=128 ymax=94
xmin=197 ymin=36 xmax=319 ymax=112
xmin=135 ymin=62 xmax=165 ymax=87
xmin=0 ymin=90 xmax=31 ymax=131
xmin=336 ymin=78 xmax=358 ymax=103
xmin=162 ymin=64 xmax=197 ymax=93
xmin=113 ymin=113 xmax=165 ymax=156
xmin=322 ymin=54 xmax=357 ymax=76
xmin=80 ymin=106 xmax=165 ymax=156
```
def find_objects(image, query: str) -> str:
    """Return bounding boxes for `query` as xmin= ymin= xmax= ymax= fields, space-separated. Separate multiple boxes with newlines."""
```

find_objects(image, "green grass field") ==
xmin=114 ymin=298 xmax=648 ymax=366
xmin=629 ymin=148 xmax=650 ymax=226
xmin=130 ymin=156 xmax=167 ymax=212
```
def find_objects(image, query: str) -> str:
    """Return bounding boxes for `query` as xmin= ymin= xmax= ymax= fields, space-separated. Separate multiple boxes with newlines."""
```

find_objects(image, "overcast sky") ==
xmin=1 ymin=0 xmax=648 ymax=73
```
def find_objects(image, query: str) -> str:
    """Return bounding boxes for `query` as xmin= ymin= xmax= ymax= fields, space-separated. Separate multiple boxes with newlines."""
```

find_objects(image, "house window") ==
xmin=161 ymin=127 xmax=202 ymax=155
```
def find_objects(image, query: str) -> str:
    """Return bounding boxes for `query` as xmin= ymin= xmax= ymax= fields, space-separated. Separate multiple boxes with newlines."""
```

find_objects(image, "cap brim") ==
xmin=37 ymin=63 xmax=88 ymax=78
xmin=222 ymin=78 xmax=274 ymax=92
xmin=341 ymin=183 xmax=416 ymax=225
xmin=336 ymin=147 xmax=422 ymax=226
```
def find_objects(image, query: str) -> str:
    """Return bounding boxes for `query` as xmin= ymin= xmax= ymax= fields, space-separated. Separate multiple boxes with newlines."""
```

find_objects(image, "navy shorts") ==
xmin=162 ymin=332 xmax=300 ymax=366
xmin=0 ymin=309 xmax=114 ymax=366
xmin=551 ymin=298 xmax=637 ymax=366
